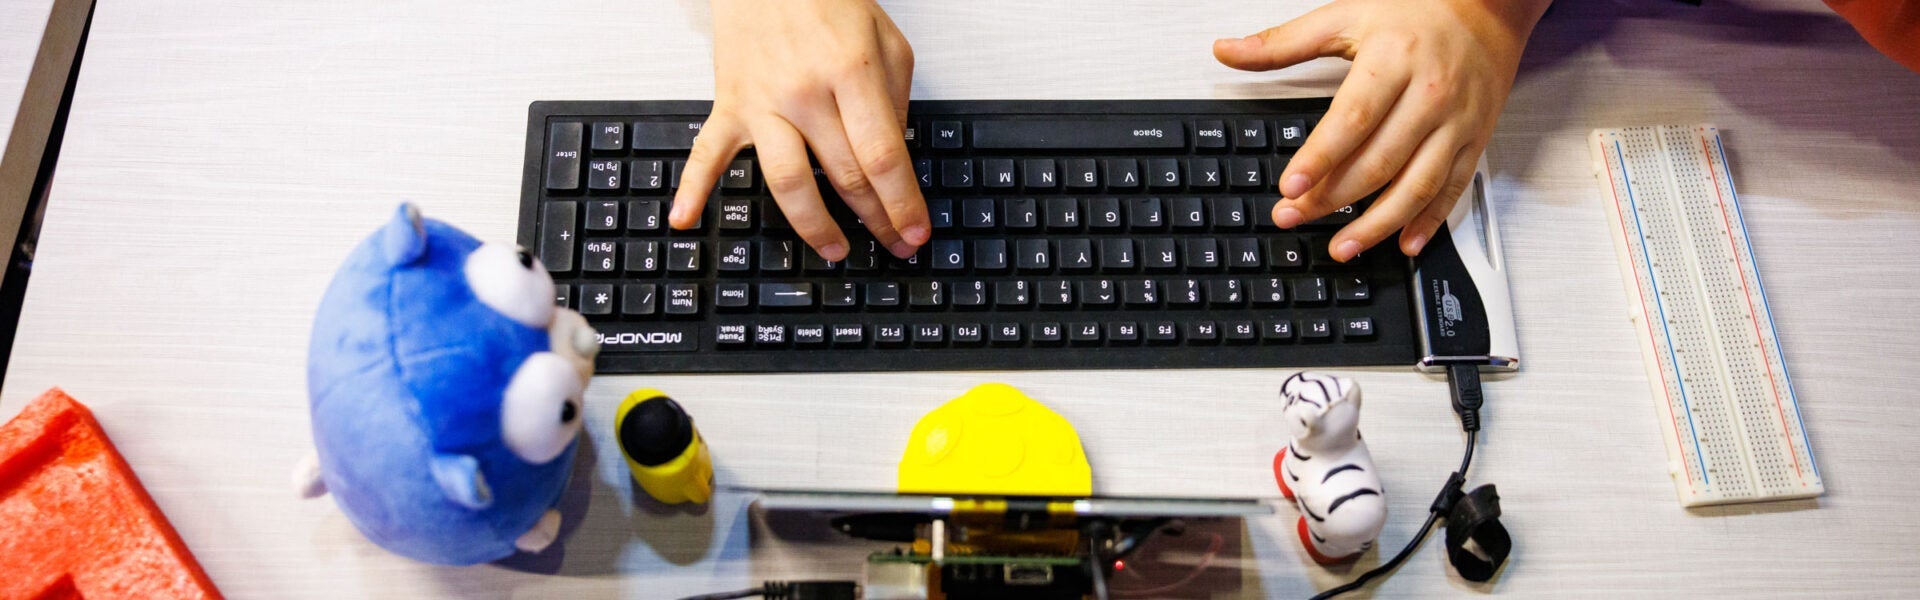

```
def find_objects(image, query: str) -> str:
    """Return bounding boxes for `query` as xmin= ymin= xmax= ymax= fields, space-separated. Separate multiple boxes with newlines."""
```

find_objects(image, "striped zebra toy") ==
xmin=1273 ymin=372 xmax=1387 ymax=564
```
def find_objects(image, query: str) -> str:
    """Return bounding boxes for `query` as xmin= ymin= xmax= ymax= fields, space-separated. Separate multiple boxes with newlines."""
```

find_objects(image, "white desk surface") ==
xmin=4 ymin=0 xmax=1920 ymax=597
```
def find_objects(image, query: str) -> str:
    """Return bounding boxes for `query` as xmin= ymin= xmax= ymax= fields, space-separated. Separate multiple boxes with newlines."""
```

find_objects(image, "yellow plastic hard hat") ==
xmin=897 ymin=384 xmax=1091 ymax=497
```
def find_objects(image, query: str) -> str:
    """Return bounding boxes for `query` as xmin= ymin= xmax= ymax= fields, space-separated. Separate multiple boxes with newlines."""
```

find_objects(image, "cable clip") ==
xmin=1441 ymin=484 xmax=1511 ymax=583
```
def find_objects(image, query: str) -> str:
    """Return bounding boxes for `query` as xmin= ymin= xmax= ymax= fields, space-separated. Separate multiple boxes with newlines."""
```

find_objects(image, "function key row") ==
xmin=558 ymin=276 xmax=1369 ymax=316
xmin=557 ymin=236 xmax=1356 ymax=276
xmin=591 ymin=317 xmax=1374 ymax=354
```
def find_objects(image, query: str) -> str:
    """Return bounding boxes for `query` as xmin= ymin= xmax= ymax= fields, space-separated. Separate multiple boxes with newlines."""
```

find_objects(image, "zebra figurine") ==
xmin=1274 ymin=372 xmax=1387 ymax=564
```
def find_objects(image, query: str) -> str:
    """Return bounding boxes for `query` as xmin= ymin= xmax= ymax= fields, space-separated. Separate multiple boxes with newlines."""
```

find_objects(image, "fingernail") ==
xmin=1406 ymin=234 xmax=1429 ymax=256
xmin=1335 ymin=240 xmax=1362 ymax=262
xmin=822 ymin=243 xmax=848 ymax=262
xmin=1274 ymin=207 xmax=1304 ymax=229
xmin=902 ymin=225 xmax=930 ymax=245
xmin=1282 ymin=173 xmax=1312 ymax=198
xmin=889 ymin=240 xmax=917 ymax=258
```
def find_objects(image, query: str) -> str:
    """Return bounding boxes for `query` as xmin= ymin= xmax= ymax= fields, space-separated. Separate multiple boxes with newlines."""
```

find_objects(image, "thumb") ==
xmin=1213 ymin=6 xmax=1352 ymax=72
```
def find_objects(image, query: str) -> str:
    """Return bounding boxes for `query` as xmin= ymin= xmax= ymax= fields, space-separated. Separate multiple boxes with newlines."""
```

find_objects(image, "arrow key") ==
xmin=758 ymin=283 xmax=815 ymax=308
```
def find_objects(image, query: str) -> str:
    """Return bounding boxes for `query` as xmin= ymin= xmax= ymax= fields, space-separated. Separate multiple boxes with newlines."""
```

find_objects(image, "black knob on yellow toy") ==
xmin=615 ymin=389 xmax=712 ymax=504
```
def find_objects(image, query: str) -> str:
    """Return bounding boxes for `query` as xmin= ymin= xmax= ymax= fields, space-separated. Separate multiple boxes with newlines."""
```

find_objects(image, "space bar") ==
xmin=596 ymin=323 xmax=698 ymax=353
xmin=972 ymin=120 xmax=1186 ymax=150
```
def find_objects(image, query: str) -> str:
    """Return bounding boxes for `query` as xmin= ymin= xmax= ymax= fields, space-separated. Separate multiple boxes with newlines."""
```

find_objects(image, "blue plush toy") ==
xmin=294 ymin=203 xmax=600 ymax=565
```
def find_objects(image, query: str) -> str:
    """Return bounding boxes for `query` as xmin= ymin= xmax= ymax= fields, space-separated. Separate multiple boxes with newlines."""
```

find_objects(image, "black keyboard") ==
xmin=520 ymin=100 xmax=1418 ymax=374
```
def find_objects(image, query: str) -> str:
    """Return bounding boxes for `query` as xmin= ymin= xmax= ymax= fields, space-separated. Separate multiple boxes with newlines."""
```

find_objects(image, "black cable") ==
xmin=1306 ymin=365 xmax=1484 ymax=600
xmin=675 ymin=589 xmax=765 ymax=600
xmin=675 ymin=581 xmax=857 ymax=600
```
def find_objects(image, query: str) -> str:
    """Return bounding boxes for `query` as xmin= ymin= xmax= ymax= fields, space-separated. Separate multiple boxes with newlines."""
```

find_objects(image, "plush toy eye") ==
xmin=501 ymin=352 xmax=585 ymax=464
xmin=466 ymin=242 xmax=556 ymax=329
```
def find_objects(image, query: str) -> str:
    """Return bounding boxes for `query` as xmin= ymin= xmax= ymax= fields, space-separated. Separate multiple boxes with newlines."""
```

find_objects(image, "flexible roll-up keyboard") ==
xmin=519 ymin=100 xmax=1519 ymax=374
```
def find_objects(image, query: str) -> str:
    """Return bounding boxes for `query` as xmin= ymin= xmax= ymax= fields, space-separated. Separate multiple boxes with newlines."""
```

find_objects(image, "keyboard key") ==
xmin=1293 ymin=277 xmax=1329 ymax=304
xmin=1070 ymin=322 xmax=1102 ymax=345
xmin=759 ymin=240 xmax=795 ymax=272
xmin=715 ymin=283 xmax=751 ymax=309
xmin=597 ymin=323 xmax=698 ymax=353
xmin=847 ymin=240 xmax=880 ymax=272
xmin=928 ymin=198 xmax=955 ymax=230
xmin=624 ymin=241 xmax=660 ymax=273
xmin=579 ymin=284 xmax=614 ymax=315
xmin=585 ymin=201 xmax=620 ymax=231
xmin=1302 ymin=318 xmax=1333 ymax=340
xmin=716 ymin=324 xmax=749 ymax=347
xmin=1269 ymin=238 xmax=1306 ymax=268
xmin=1005 ymin=198 xmax=1039 ymax=230
xmin=1336 ymin=276 xmax=1371 ymax=302
xmin=1227 ymin=238 xmax=1261 ymax=269
xmin=588 ymin=160 xmax=621 ymax=190
xmin=1211 ymin=197 xmax=1247 ymax=229
xmin=631 ymin=121 xmax=704 ymax=150
xmin=755 ymin=324 xmax=788 ymax=346
xmin=1194 ymin=120 xmax=1228 ymax=149
xmin=664 ymin=284 xmax=699 ymax=315
xmin=1033 ymin=323 xmax=1064 ymax=345
xmin=1017 ymin=239 xmax=1051 ymax=271
xmin=962 ymin=199 xmax=996 ymax=229
xmin=1234 ymin=120 xmax=1267 ymax=148
xmin=1169 ymin=197 xmax=1206 ymax=229
xmin=545 ymin=123 xmax=582 ymax=190
xmin=1143 ymin=238 xmax=1177 ymax=270
xmin=1108 ymin=322 xmax=1140 ymax=344
xmin=626 ymin=200 xmax=662 ymax=230
xmin=1189 ymin=158 xmax=1223 ymax=189
xmin=1148 ymin=321 xmax=1178 ymax=344
xmin=823 ymin=282 xmax=857 ymax=307
xmin=953 ymin=280 xmax=988 ymax=307
xmin=972 ymin=120 xmax=1184 ymax=150
xmin=1065 ymin=159 xmax=1099 ymax=189
xmin=717 ymin=241 xmax=752 ymax=272
xmin=582 ymin=239 xmax=617 ymax=273
xmin=670 ymin=159 xmax=687 ymax=188
xmin=1129 ymin=197 xmax=1164 ymax=229
xmin=591 ymin=122 xmax=625 ymax=151
xmin=942 ymin=159 xmax=975 ymax=188
xmin=1147 ymin=159 xmax=1181 ymax=189
xmin=913 ymin=324 xmax=945 ymax=346
xmin=1089 ymin=198 xmax=1124 ymax=230
xmin=1317 ymin=204 xmax=1360 ymax=226
xmin=795 ymin=324 xmax=828 ymax=346
xmin=667 ymin=240 xmax=701 ymax=272
xmin=867 ymin=282 xmax=901 ymax=307
xmin=1205 ymin=278 xmax=1243 ymax=306
xmin=1232 ymin=157 xmax=1265 ymax=188
xmin=1038 ymin=280 xmax=1073 ymax=306
xmin=554 ymin=284 xmax=570 ymax=308
xmin=759 ymin=283 xmax=815 ymax=307
xmin=1275 ymin=118 xmax=1308 ymax=148
xmin=1187 ymin=321 xmax=1220 ymax=344
xmin=915 ymin=159 xmax=934 ymax=188
xmin=1226 ymin=320 xmax=1257 ymax=342
xmin=931 ymin=121 xmax=963 ymax=149
xmin=722 ymin=159 xmax=755 ymax=190
xmin=1342 ymin=317 xmax=1376 ymax=338
xmin=1123 ymin=279 xmax=1158 ymax=306
xmin=1182 ymin=238 xmax=1220 ymax=270
xmin=1264 ymin=320 xmax=1295 ymax=341
xmin=1046 ymin=198 xmax=1081 ymax=230
xmin=933 ymin=239 xmax=966 ymax=270
xmin=1250 ymin=277 xmax=1287 ymax=305
xmin=974 ymin=239 xmax=1009 ymax=271
xmin=953 ymin=323 xmax=984 ymax=345
xmin=1079 ymin=279 xmax=1117 ymax=306
xmin=1059 ymin=239 xmax=1094 ymax=271
xmin=630 ymin=160 xmax=664 ymax=191
xmin=991 ymin=323 xmax=1023 ymax=344
xmin=995 ymin=280 xmax=1030 ymax=306
xmin=1024 ymin=159 xmax=1058 ymax=189
xmin=832 ymin=324 xmax=866 ymax=345
xmin=876 ymin=324 xmax=908 ymax=346
xmin=622 ymin=284 xmax=657 ymax=315
xmin=539 ymin=201 xmax=577 ymax=272
xmin=1104 ymin=159 xmax=1141 ymax=189
xmin=1168 ymin=279 xmax=1202 ymax=306
xmin=983 ymin=159 xmax=1017 ymax=188
xmin=1102 ymin=239 xmax=1136 ymax=269
xmin=909 ymin=281 xmax=944 ymax=307
xmin=803 ymin=246 xmax=841 ymax=272
xmin=719 ymin=197 xmax=753 ymax=230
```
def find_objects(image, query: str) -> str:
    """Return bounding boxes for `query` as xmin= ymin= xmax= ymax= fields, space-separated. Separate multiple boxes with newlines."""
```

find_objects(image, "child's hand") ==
xmin=674 ymin=0 xmax=926 ymax=261
xmin=1214 ymin=0 xmax=1550 ymax=260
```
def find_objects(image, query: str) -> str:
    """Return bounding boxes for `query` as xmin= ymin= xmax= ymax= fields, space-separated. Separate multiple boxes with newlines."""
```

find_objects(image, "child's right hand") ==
xmin=674 ymin=0 xmax=928 ymax=262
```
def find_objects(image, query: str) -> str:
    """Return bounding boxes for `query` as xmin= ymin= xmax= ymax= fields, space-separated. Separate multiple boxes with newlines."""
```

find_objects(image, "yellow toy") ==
xmin=897 ymin=383 xmax=1091 ymax=497
xmin=615 ymin=389 xmax=712 ymax=505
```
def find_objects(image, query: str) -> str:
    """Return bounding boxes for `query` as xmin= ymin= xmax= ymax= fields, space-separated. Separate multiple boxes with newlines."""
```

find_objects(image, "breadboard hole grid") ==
xmin=1593 ymin=125 xmax=1822 ymax=507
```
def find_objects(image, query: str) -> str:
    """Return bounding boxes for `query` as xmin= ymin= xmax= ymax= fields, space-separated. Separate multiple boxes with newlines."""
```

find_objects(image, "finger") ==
xmin=1401 ymin=145 xmax=1482 ymax=256
xmin=1328 ymin=130 xmax=1464 ymax=261
xmin=750 ymin=118 xmax=850 ymax=261
xmin=788 ymin=109 xmax=917 ymax=258
xmin=1283 ymin=80 xmax=1451 ymax=229
xmin=1274 ymin=53 xmax=1412 ymax=202
xmin=670 ymin=116 xmax=746 ymax=229
xmin=836 ymin=66 xmax=929 ymax=247
xmin=1211 ymin=4 xmax=1354 ymax=72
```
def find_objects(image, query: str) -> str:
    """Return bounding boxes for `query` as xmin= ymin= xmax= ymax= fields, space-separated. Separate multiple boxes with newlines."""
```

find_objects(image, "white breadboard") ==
xmin=1590 ymin=125 xmax=1822 ymax=507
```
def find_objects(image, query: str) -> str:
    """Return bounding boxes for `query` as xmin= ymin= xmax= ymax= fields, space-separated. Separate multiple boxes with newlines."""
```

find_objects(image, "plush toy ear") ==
xmin=378 ymin=203 xmax=428 ymax=266
xmin=429 ymin=453 xmax=493 ymax=510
